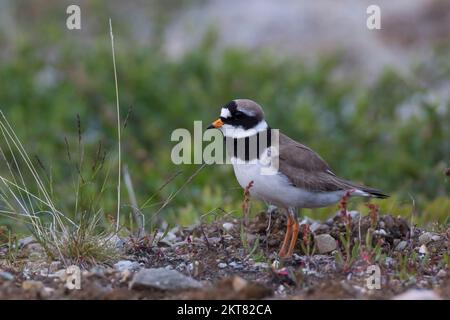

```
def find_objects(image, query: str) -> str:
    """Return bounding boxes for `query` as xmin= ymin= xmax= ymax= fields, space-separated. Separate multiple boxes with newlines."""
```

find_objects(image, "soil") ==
xmin=0 ymin=210 xmax=449 ymax=300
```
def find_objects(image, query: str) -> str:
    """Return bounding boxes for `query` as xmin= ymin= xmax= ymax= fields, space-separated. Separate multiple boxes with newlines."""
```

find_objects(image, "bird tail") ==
xmin=337 ymin=178 xmax=389 ymax=199
xmin=358 ymin=186 xmax=389 ymax=199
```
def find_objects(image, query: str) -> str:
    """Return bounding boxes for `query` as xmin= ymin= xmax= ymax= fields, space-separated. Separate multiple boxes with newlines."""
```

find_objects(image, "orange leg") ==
xmin=286 ymin=219 xmax=299 ymax=257
xmin=279 ymin=215 xmax=293 ymax=258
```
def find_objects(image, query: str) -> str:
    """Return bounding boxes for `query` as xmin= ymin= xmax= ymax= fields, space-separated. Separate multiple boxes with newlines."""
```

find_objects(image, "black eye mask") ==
xmin=220 ymin=101 xmax=260 ymax=130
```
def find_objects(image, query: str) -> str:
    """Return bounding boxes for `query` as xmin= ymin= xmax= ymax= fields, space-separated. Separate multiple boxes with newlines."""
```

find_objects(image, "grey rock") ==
xmin=348 ymin=210 xmax=360 ymax=220
xmin=206 ymin=237 xmax=221 ymax=244
xmin=89 ymin=266 xmax=106 ymax=276
xmin=253 ymin=262 xmax=269 ymax=269
xmin=156 ymin=231 xmax=177 ymax=244
xmin=374 ymin=229 xmax=388 ymax=236
xmin=299 ymin=216 xmax=315 ymax=225
xmin=18 ymin=236 xmax=34 ymax=248
xmin=0 ymin=271 xmax=14 ymax=281
xmin=431 ymin=234 xmax=442 ymax=241
xmin=107 ymin=235 xmax=126 ymax=248
xmin=314 ymin=234 xmax=337 ymax=254
xmin=218 ymin=262 xmax=227 ymax=269
xmin=229 ymin=261 xmax=243 ymax=269
xmin=384 ymin=257 xmax=395 ymax=267
xmin=114 ymin=260 xmax=140 ymax=272
xmin=383 ymin=215 xmax=395 ymax=229
xmin=310 ymin=222 xmax=329 ymax=233
xmin=49 ymin=261 xmax=62 ymax=273
xmin=437 ymin=269 xmax=447 ymax=278
xmin=395 ymin=240 xmax=408 ymax=251
xmin=393 ymin=289 xmax=441 ymax=300
xmin=129 ymin=268 xmax=202 ymax=291
xmin=176 ymin=262 xmax=187 ymax=271
xmin=419 ymin=232 xmax=433 ymax=245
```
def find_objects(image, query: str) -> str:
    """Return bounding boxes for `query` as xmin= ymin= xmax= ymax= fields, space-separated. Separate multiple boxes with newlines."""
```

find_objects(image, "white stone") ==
xmin=222 ymin=222 xmax=234 ymax=232
xmin=419 ymin=244 xmax=428 ymax=255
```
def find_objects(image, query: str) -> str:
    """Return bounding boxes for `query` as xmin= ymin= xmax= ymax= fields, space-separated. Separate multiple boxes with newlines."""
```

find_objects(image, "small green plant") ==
xmin=335 ymin=191 xmax=360 ymax=271
xmin=395 ymin=252 xmax=417 ymax=282
xmin=365 ymin=229 xmax=384 ymax=263
xmin=0 ymin=22 xmax=126 ymax=266
xmin=0 ymin=110 xmax=122 ymax=266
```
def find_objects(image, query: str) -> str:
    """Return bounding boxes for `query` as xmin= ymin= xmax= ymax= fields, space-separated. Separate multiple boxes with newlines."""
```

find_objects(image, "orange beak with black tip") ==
xmin=207 ymin=118 xmax=224 ymax=129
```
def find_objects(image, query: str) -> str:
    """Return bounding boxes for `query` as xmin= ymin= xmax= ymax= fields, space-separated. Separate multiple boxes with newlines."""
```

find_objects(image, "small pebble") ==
xmin=218 ymin=263 xmax=227 ymax=269
xmin=49 ymin=261 xmax=62 ymax=273
xmin=348 ymin=211 xmax=360 ymax=220
xmin=120 ymin=269 xmax=132 ymax=283
xmin=431 ymin=234 xmax=442 ymax=241
xmin=22 ymin=280 xmax=44 ymax=291
xmin=419 ymin=232 xmax=433 ymax=245
xmin=0 ymin=271 xmax=15 ymax=281
xmin=90 ymin=266 xmax=106 ymax=276
xmin=419 ymin=244 xmax=428 ymax=256
xmin=222 ymin=222 xmax=234 ymax=232
xmin=315 ymin=234 xmax=337 ymax=254
xmin=375 ymin=229 xmax=387 ymax=236
xmin=395 ymin=240 xmax=408 ymax=251
xmin=229 ymin=261 xmax=242 ymax=269
xmin=384 ymin=257 xmax=395 ymax=267
xmin=437 ymin=269 xmax=447 ymax=278
xmin=114 ymin=260 xmax=140 ymax=272
xmin=254 ymin=262 xmax=269 ymax=269
xmin=271 ymin=260 xmax=280 ymax=270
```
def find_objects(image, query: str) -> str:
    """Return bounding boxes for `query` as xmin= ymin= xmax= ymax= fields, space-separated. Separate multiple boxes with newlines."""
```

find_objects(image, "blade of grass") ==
xmin=109 ymin=18 xmax=122 ymax=233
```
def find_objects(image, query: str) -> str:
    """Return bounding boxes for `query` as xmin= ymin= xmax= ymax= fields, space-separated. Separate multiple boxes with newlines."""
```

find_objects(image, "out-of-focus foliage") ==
xmin=0 ymin=2 xmax=448 ymax=233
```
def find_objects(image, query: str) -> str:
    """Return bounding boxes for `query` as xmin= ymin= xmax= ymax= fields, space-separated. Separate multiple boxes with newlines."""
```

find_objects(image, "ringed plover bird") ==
xmin=207 ymin=99 xmax=388 ymax=258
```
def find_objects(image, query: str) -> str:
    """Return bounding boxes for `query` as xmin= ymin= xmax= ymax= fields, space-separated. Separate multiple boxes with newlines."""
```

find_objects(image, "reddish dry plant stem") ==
xmin=302 ymin=224 xmax=311 ymax=248
xmin=242 ymin=180 xmax=254 ymax=227
xmin=366 ymin=203 xmax=379 ymax=228
xmin=339 ymin=190 xmax=352 ymax=225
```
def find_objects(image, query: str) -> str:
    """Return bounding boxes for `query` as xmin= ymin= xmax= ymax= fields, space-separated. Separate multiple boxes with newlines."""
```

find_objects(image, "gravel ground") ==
xmin=0 ymin=209 xmax=449 ymax=300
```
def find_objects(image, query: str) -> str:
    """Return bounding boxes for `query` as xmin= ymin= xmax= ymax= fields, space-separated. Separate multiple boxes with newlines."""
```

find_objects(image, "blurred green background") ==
xmin=0 ymin=0 xmax=449 ymax=235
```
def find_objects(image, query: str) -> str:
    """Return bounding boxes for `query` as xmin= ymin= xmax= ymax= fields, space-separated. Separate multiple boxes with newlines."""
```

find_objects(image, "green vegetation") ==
xmin=0 ymin=8 xmax=449 ymax=244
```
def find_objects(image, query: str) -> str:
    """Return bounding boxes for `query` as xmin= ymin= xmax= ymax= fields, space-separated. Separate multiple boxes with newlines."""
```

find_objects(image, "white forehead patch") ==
xmin=220 ymin=108 xmax=232 ymax=118
xmin=238 ymin=107 xmax=254 ymax=116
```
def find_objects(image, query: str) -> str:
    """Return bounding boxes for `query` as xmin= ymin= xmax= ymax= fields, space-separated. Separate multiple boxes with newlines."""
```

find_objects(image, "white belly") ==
xmin=231 ymin=158 xmax=345 ymax=209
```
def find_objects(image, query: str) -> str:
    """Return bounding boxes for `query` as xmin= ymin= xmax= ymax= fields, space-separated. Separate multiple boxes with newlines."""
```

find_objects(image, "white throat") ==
xmin=221 ymin=120 xmax=269 ymax=139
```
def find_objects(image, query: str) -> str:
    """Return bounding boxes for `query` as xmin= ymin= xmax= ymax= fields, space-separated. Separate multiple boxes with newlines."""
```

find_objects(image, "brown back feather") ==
xmin=278 ymin=133 xmax=366 ymax=192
